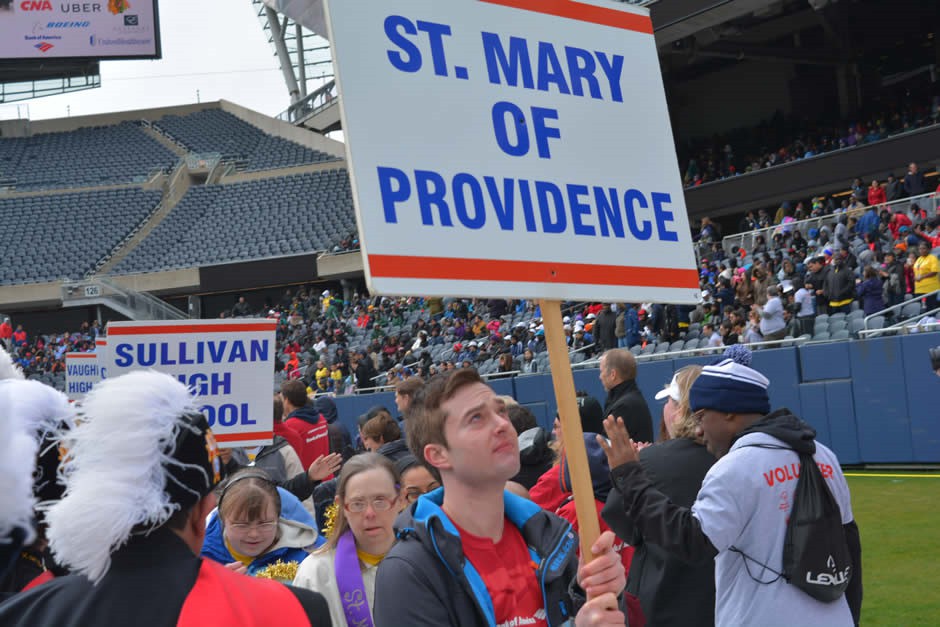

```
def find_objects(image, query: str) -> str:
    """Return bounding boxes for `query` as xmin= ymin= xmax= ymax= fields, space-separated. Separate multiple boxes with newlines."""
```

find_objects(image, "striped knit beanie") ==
xmin=688 ymin=358 xmax=770 ymax=415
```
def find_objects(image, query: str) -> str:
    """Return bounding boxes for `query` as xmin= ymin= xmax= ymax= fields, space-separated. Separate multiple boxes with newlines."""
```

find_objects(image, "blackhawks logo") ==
xmin=108 ymin=0 xmax=130 ymax=14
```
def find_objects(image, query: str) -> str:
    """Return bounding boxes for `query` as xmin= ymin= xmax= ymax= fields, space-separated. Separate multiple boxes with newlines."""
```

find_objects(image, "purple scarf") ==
xmin=334 ymin=530 xmax=373 ymax=627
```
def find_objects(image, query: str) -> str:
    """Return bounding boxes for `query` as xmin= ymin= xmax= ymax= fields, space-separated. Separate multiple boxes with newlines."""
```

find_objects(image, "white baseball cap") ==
xmin=654 ymin=373 xmax=681 ymax=403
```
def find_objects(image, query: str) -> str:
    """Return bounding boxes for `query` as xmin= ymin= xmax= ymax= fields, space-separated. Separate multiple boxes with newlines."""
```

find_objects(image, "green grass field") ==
xmin=846 ymin=472 xmax=940 ymax=626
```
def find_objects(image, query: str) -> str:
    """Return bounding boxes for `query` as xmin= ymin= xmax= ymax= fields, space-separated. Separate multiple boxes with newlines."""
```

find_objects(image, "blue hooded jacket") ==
xmin=372 ymin=488 xmax=584 ymax=626
xmin=200 ymin=486 xmax=323 ymax=576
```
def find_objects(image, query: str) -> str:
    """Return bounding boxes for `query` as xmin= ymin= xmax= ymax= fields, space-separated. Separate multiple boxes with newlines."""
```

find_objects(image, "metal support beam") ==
xmin=669 ymin=39 xmax=848 ymax=66
xmin=265 ymin=6 xmax=301 ymax=104
xmin=295 ymin=23 xmax=307 ymax=98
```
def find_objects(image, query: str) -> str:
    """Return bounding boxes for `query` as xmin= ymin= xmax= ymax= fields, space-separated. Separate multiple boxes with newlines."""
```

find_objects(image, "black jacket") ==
xmin=603 ymin=438 xmax=716 ymax=627
xmin=824 ymin=264 xmax=856 ymax=303
xmin=603 ymin=379 xmax=654 ymax=444
xmin=608 ymin=410 xmax=862 ymax=627
xmin=593 ymin=309 xmax=618 ymax=351
xmin=0 ymin=528 xmax=331 ymax=627
xmin=314 ymin=396 xmax=354 ymax=460
xmin=512 ymin=427 xmax=555 ymax=490
xmin=376 ymin=438 xmax=411 ymax=463
xmin=373 ymin=489 xmax=586 ymax=627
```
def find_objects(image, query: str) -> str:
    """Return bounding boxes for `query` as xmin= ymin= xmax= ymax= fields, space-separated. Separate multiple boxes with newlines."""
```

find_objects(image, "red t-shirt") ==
xmin=455 ymin=519 xmax=548 ymax=627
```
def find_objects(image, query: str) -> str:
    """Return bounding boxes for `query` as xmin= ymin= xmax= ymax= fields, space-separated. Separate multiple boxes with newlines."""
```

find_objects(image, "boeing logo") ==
xmin=47 ymin=20 xmax=90 ymax=27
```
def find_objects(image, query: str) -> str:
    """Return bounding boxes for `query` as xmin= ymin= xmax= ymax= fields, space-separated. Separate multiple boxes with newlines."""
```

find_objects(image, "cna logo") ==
xmin=20 ymin=1 xmax=53 ymax=10
xmin=34 ymin=41 xmax=54 ymax=52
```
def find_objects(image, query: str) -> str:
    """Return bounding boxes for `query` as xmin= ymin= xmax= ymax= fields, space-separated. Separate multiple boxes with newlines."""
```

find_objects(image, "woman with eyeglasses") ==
xmin=201 ymin=468 xmax=321 ymax=580
xmin=395 ymin=454 xmax=441 ymax=508
xmin=293 ymin=453 xmax=401 ymax=627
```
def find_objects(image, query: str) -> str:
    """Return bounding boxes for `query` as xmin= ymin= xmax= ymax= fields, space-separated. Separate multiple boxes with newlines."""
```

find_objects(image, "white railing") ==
xmin=858 ymin=305 xmax=940 ymax=338
xmin=863 ymin=289 xmax=940 ymax=330
xmin=721 ymin=191 xmax=939 ymax=255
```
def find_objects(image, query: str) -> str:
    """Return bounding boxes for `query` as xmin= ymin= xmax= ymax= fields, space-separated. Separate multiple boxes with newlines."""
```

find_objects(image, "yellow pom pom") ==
xmin=254 ymin=560 xmax=298 ymax=583
xmin=322 ymin=502 xmax=339 ymax=538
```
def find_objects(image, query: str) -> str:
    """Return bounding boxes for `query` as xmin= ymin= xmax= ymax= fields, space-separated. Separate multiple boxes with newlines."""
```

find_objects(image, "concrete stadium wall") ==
xmin=331 ymin=332 xmax=940 ymax=465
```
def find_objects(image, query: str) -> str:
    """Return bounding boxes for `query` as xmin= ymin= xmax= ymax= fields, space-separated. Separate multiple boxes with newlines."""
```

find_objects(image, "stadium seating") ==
xmin=0 ymin=188 xmax=163 ymax=285
xmin=113 ymin=170 xmax=355 ymax=275
xmin=0 ymin=122 xmax=177 ymax=191
xmin=152 ymin=109 xmax=336 ymax=171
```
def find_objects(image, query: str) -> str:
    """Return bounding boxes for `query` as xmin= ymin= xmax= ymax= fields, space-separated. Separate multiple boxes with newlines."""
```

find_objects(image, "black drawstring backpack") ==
xmin=730 ymin=445 xmax=852 ymax=602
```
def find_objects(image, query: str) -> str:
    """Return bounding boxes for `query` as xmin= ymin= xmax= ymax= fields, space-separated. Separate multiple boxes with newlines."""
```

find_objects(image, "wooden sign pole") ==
xmin=540 ymin=299 xmax=601 ymax=564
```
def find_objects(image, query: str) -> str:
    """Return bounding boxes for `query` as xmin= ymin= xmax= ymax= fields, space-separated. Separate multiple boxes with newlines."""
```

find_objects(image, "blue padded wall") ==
xmin=797 ymin=382 xmax=832 ymax=449
xmin=899 ymin=334 xmax=940 ymax=462
xmin=800 ymin=341 xmax=851 ymax=382
xmin=330 ymin=331 xmax=940 ymax=464
xmin=751 ymin=348 xmax=803 ymax=417
xmin=824 ymin=381 xmax=861 ymax=464
xmin=848 ymin=337 xmax=912 ymax=462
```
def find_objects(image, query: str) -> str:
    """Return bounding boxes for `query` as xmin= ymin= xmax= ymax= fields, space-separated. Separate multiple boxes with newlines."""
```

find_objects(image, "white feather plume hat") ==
xmin=0 ymin=346 xmax=73 ymax=574
xmin=42 ymin=370 xmax=222 ymax=584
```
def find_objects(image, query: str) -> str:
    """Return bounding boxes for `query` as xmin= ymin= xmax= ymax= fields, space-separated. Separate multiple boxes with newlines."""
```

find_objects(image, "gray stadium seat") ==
xmin=828 ymin=320 xmax=847 ymax=333
xmin=813 ymin=331 xmax=830 ymax=341
xmin=901 ymin=302 xmax=922 ymax=319
xmin=867 ymin=316 xmax=885 ymax=330
xmin=848 ymin=319 xmax=865 ymax=336
xmin=831 ymin=330 xmax=850 ymax=340
xmin=113 ymin=170 xmax=356 ymax=275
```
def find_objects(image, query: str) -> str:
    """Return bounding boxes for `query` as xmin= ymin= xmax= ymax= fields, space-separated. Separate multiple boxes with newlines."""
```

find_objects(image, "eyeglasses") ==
xmin=404 ymin=482 xmax=441 ymax=504
xmin=227 ymin=520 xmax=278 ymax=533
xmin=344 ymin=495 xmax=397 ymax=513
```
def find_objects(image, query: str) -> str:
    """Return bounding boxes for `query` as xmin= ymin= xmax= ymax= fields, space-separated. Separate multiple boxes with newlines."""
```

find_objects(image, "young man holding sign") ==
xmin=373 ymin=368 xmax=626 ymax=626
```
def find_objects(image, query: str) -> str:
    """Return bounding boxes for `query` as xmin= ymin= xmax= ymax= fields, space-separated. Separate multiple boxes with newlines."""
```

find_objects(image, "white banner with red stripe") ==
xmin=105 ymin=319 xmax=277 ymax=447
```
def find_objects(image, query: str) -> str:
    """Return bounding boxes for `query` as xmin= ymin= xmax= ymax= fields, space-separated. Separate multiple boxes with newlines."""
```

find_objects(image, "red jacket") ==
xmin=274 ymin=421 xmax=306 ymax=463
xmin=0 ymin=321 xmax=11 ymax=340
xmin=867 ymin=185 xmax=886 ymax=206
xmin=283 ymin=404 xmax=330 ymax=469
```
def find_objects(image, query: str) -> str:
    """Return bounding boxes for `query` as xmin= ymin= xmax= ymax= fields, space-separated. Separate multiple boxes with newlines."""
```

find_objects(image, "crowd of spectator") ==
xmin=0 ymin=317 xmax=100 ymax=380
xmin=7 ymin=159 xmax=940 ymax=392
xmin=692 ymin=163 xmax=940 ymax=345
xmin=680 ymin=95 xmax=940 ymax=187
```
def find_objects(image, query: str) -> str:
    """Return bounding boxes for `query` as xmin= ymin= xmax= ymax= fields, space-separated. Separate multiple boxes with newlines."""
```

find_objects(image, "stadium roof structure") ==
xmin=0 ymin=58 xmax=101 ymax=105
xmin=251 ymin=0 xmax=337 ymax=132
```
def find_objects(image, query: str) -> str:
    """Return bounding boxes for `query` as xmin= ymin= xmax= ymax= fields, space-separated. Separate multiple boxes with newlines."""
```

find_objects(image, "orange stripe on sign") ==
xmin=107 ymin=323 xmax=277 ymax=335
xmin=66 ymin=354 xmax=97 ymax=359
xmin=479 ymin=0 xmax=653 ymax=34
xmin=215 ymin=431 xmax=273 ymax=443
xmin=369 ymin=255 xmax=699 ymax=289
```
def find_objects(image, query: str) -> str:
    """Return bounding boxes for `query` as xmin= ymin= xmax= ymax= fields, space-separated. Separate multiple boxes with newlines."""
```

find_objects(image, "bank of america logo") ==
xmin=34 ymin=42 xmax=54 ymax=52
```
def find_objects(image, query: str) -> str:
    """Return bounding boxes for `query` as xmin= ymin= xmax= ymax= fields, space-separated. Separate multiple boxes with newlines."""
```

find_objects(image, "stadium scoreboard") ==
xmin=0 ymin=0 xmax=160 ymax=60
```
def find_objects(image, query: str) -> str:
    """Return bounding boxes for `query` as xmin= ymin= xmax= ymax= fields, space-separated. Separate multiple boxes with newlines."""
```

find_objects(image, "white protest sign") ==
xmin=65 ymin=352 xmax=99 ymax=401
xmin=326 ymin=0 xmax=700 ymax=303
xmin=106 ymin=319 xmax=277 ymax=447
xmin=63 ymin=337 xmax=108 ymax=400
